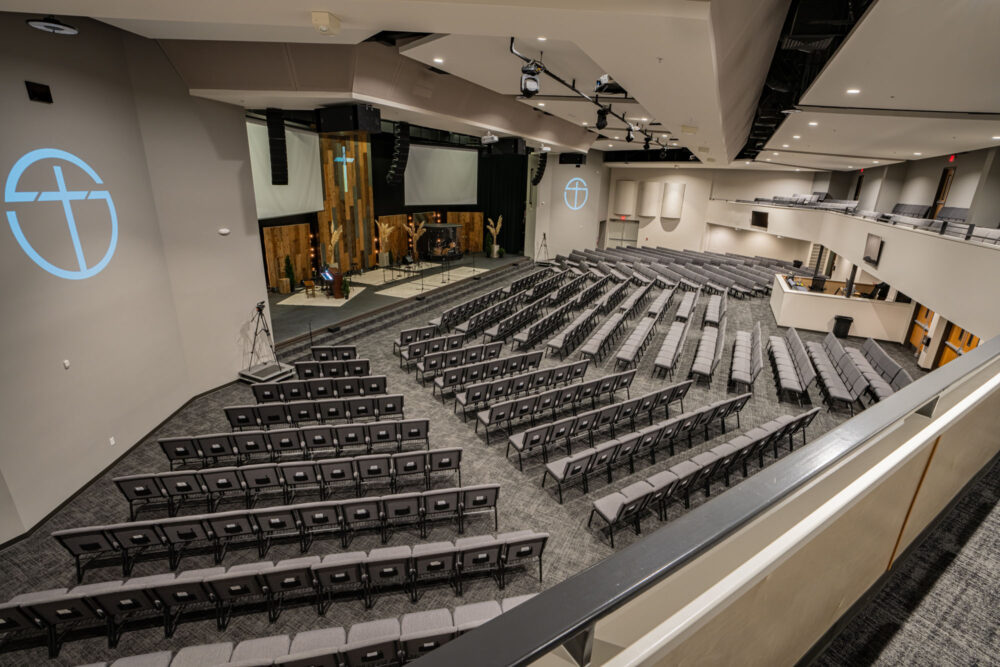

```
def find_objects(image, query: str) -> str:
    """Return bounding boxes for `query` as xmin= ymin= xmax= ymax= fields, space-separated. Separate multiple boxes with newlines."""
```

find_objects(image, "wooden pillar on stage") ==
xmin=446 ymin=211 xmax=485 ymax=253
xmin=318 ymin=132 xmax=376 ymax=272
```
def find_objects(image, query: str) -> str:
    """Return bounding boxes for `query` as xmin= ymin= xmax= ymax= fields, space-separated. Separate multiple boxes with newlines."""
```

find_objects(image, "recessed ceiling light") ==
xmin=537 ymin=102 xmax=545 ymax=107
xmin=745 ymin=161 xmax=751 ymax=165
xmin=913 ymin=152 xmax=922 ymax=156
xmin=796 ymin=168 xmax=801 ymax=171
xmin=433 ymin=57 xmax=444 ymax=64
xmin=670 ymin=142 xmax=678 ymax=146
xmin=782 ymin=144 xmax=789 ymax=148
xmin=608 ymin=143 xmax=613 ymax=147
xmin=808 ymin=121 xmax=818 ymax=126
xmin=848 ymin=165 xmax=853 ymax=169
xmin=765 ymin=158 xmax=771 ymax=161
xmin=792 ymin=135 xmax=801 ymax=139
xmin=541 ymin=145 xmax=551 ymax=152
xmin=772 ymin=152 xmax=779 ymax=156
xmin=582 ymin=121 xmax=588 ymax=125
xmin=537 ymin=36 xmax=547 ymax=41
xmin=846 ymin=88 xmax=861 ymax=94
xmin=872 ymin=160 xmax=879 ymax=164
xmin=614 ymin=136 xmax=620 ymax=140
xmin=640 ymin=117 xmax=648 ymax=122
xmin=993 ymin=136 xmax=1000 ymax=140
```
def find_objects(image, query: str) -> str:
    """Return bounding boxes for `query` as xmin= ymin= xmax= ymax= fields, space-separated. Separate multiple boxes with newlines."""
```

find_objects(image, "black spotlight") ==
xmin=595 ymin=106 xmax=609 ymax=130
xmin=520 ymin=61 xmax=543 ymax=98
xmin=643 ymin=137 xmax=651 ymax=150
xmin=659 ymin=147 xmax=668 ymax=159
xmin=625 ymin=127 xmax=634 ymax=143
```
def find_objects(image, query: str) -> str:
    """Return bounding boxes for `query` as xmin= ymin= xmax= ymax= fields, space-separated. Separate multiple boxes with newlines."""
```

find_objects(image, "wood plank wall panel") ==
xmin=376 ymin=214 xmax=410 ymax=260
xmin=446 ymin=211 xmax=484 ymax=253
xmin=263 ymin=223 xmax=312 ymax=287
xmin=318 ymin=132 xmax=376 ymax=272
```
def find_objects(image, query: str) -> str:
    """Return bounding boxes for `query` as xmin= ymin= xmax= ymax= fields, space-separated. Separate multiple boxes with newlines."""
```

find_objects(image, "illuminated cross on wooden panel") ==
xmin=334 ymin=145 xmax=355 ymax=193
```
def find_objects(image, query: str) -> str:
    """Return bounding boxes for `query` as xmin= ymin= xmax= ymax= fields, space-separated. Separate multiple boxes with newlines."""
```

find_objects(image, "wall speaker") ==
xmin=531 ymin=153 xmax=548 ymax=186
xmin=266 ymin=108 xmax=288 ymax=186
xmin=25 ymin=81 xmax=52 ymax=103
xmin=558 ymin=153 xmax=586 ymax=165
xmin=386 ymin=122 xmax=410 ymax=185
xmin=316 ymin=104 xmax=382 ymax=133
xmin=488 ymin=137 xmax=527 ymax=155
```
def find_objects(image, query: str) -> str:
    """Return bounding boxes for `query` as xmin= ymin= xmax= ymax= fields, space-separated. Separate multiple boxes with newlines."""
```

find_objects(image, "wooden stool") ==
xmin=303 ymin=280 xmax=316 ymax=298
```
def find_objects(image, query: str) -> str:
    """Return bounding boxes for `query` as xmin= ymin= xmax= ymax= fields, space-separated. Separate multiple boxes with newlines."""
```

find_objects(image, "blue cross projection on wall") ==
xmin=334 ymin=145 xmax=355 ymax=193
xmin=564 ymin=177 xmax=589 ymax=210
xmin=4 ymin=148 xmax=118 ymax=280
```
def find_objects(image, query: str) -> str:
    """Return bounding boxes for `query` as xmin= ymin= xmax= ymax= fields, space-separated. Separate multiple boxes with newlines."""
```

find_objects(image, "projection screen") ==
xmin=246 ymin=120 xmax=324 ymax=220
xmin=404 ymin=145 xmax=478 ymax=206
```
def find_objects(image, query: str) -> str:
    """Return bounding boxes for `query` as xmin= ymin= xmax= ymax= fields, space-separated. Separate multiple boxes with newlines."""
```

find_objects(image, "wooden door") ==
xmin=931 ymin=167 xmax=955 ymax=219
xmin=934 ymin=323 xmax=980 ymax=368
xmin=907 ymin=304 xmax=934 ymax=354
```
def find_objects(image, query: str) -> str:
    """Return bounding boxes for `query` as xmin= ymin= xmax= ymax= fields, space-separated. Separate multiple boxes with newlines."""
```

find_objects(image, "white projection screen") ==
xmin=246 ymin=121 xmax=324 ymax=219
xmin=404 ymin=145 xmax=478 ymax=206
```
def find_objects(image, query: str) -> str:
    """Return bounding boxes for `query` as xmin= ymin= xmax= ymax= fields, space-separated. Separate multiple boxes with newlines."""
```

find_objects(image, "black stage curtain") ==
xmin=478 ymin=153 xmax=527 ymax=254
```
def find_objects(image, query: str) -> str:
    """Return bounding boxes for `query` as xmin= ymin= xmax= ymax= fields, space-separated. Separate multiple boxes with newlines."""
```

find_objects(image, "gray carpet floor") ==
xmin=0 ymin=269 xmax=935 ymax=666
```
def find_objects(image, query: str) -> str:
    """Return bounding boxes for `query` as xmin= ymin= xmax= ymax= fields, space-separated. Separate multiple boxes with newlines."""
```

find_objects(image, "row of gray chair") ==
xmin=454 ymin=292 xmax=526 ymax=337
xmin=505 ymin=381 xmax=694 ymax=470
xmin=617 ymin=282 xmax=654 ymax=320
xmin=589 ymin=407 xmax=819 ymax=547
xmin=805 ymin=333 xmax=870 ymax=414
xmin=53 ymin=485 xmax=502 ymax=581
xmin=703 ymin=293 xmax=727 ymax=328
xmin=393 ymin=326 xmax=438 ymax=355
xmin=414 ymin=342 xmax=504 ymax=383
xmin=117 ymin=448 xmax=463 ymax=519
xmin=503 ymin=267 xmax=552 ymax=297
xmin=545 ymin=307 xmax=600 ymax=360
xmin=475 ymin=370 xmax=637 ymax=444
xmin=453 ymin=359 xmax=588 ymax=419
xmin=572 ymin=274 xmax=610 ymax=310
xmin=690 ymin=316 xmax=727 ymax=383
xmin=674 ymin=289 xmax=700 ymax=323
xmin=646 ymin=286 xmax=676 ymax=322
xmin=547 ymin=273 xmax=587 ymax=306
xmin=398 ymin=334 xmax=465 ymax=370
xmin=223 ymin=396 xmax=405 ymax=431
xmin=542 ymin=392 xmax=751 ymax=503
xmin=522 ymin=269 xmax=568 ymax=303
xmin=596 ymin=280 xmax=632 ymax=314
xmin=295 ymin=359 xmax=371 ymax=381
xmin=513 ymin=302 xmax=574 ymax=350
xmin=579 ymin=312 xmax=627 ymax=363
xmin=160 ymin=420 xmax=430 ymax=469
xmin=652 ymin=318 xmax=691 ymax=380
xmin=482 ymin=300 xmax=546 ymax=344
xmin=730 ymin=322 xmax=764 ymax=393
xmin=430 ymin=351 xmax=544 ymax=399
xmin=309 ymin=345 xmax=358 ymax=362
xmin=69 ymin=595 xmax=536 ymax=667
xmin=430 ymin=282 xmax=508 ymax=332
xmin=846 ymin=338 xmax=914 ymax=399
xmin=614 ymin=316 xmax=657 ymax=370
xmin=767 ymin=327 xmax=817 ymax=405
xmin=252 ymin=376 xmax=388 ymax=404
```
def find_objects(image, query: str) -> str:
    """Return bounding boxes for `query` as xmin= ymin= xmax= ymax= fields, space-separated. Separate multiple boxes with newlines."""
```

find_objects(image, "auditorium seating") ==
xmin=595 ymin=280 xmax=631 ymax=314
xmin=252 ymin=376 xmax=388 ymax=403
xmin=703 ymin=293 xmax=727 ymax=328
xmin=730 ymin=322 xmax=764 ymax=393
xmin=614 ymin=316 xmax=657 ymax=370
xmin=505 ymin=381 xmax=692 ymax=470
xmin=294 ymin=359 xmax=371 ymax=380
xmin=617 ymin=283 xmax=654 ymax=320
xmin=504 ymin=268 xmax=552 ymax=297
xmin=476 ymin=370 xmax=636 ymax=444
xmin=394 ymin=327 xmax=437 ymax=355
xmin=589 ymin=407 xmax=818 ymax=546
xmin=115 ymin=447 xmax=463 ymax=519
xmin=430 ymin=284 xmax=508 ymax=331
xmin=415 ymin=342 xmax=503 ymax=383
xmin=430 ymin=351 xmax=543 ymax=399
xmin=845 ymin=338 xmax=914 ymax=399
xmin=674 ymin=290 xmax=700 ymax=323
xmin=310 ymin=345 xmax=358 ymax=361
xmin=224 ymin=396 xmax=405 ymax=431
xmin=579 ymin=312 xmax=626 ymax=363
xmin=160 ymin=420 xmax=430 ymax=470
xmin=646 ymin=286 xmax=675 ymax=322
xmin=398 ymin=334 xmax=464 ymax=369
xmin=653 ymin=319 xmax=691 ymax=379
xmin=572 ymin=275 xmax=609 ymax=309
xmin=53 ymin=484 xmax=501 ymax=581
xmin=482 ymin=300 xmax=546 ymax=344
xmin=523 ymin=270 xmax=568 ymax=302
xmin=542 ymin=393 xmax=750 ymax=503
xmin=545 ymin=307 xmax=600 ymax=359
xmin=690 ymin=316 xmax=726 ymax=383
xmin=513 ymin=302 xmax=574 ymax=350
xmin=805 ymin=333 xmax=870 ymax=414
xmin=768 ymin=327 xmax=817 ymax=404
xmin=453 ymin=359 xmax=588 ymax=420
xmin=548 ymin=274 xmax=587 ymax=306
xmin=454 ymin=293 xmax=525 ymax=337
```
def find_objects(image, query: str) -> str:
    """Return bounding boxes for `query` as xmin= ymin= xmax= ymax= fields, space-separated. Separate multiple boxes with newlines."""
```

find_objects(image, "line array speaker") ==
xmin=265 ymin=108 xmax=288 ymax=186
xmin=316 ymin=104 xmax=382 ymax=133
xmin=558 ymin=153 xmax=586 ymax=166
xmin=386 ymin=122 xmax=410 ymax=185
xmin=531 ymin=152 xmax=548 ymax=186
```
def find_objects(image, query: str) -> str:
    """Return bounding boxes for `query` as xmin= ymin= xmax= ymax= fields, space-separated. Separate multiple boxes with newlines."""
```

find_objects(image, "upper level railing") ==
xmin=414 ymin=334 xmax=1000 ymax=666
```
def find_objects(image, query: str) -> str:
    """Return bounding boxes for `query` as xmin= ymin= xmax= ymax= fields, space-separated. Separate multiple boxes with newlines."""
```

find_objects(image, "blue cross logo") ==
xmin=564 ymin=177 xmax=589 ymax=210
xmin=5 ymin=148 xmax=118 ymax=280
xmin=334 ymin=146 xmax=355 ymax=193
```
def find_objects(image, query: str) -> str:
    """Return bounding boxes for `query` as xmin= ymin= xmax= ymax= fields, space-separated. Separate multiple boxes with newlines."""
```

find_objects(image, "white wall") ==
xmin=875 ymin=163 xmax=906 ymax=213
xmin=897 ymin=151 xmax=988 ymax=208
xmin=856 ymin=166 xmax=885 ymax=211
xmin=0 ymin=15 xmax=266 ymax=541
xmin=969 ymin=148 xmax=1000 ymax=228
xmin=530 ymin=150 xmax=608 ymax=258
xmin=705 ymin=223 xmax=811 ymax=263
xmin=604 ymin=168 xmax=814 ymax=252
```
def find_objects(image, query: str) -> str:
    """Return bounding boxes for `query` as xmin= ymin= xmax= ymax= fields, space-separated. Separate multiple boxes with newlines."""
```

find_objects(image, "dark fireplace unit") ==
xmin=419 ymin=223 xmax=463 ymax=260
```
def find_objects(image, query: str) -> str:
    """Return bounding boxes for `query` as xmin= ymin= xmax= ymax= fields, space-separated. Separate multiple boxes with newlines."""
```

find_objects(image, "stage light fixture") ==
xmin=595 ymin=107 xmax=608 ymax=130
xmin=643 ymin=137 xmax=650 ymax=150
xmin=625 ymin=127 xmax=634 ymax=143
xmin=520 ymin=61 xmax=543 ymax=98
xmin=659 ymin=148 xmax=668 ymax=159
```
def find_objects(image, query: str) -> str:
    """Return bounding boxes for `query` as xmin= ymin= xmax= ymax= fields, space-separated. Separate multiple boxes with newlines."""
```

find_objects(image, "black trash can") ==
xmin=833 ymin=315 xmax=853 ymax=339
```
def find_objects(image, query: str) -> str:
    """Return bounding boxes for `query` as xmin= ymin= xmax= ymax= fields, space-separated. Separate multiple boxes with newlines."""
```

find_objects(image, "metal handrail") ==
xmin=414 ymin=335 xmax=1000 ymax=666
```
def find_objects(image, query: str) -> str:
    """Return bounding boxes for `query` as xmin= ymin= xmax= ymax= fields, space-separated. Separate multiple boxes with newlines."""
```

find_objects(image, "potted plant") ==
xmin=282 ymin=254 xmax=295 ymax=293
xmin=375 ymin=220 xmax=397 ymax=267
xmin=342 ymin=274 xmax=352 ymax=300
xmin=486 ymin=216 xmax=502 ymax=259
xmin=405 ymin=219 xmax=427 ymax=264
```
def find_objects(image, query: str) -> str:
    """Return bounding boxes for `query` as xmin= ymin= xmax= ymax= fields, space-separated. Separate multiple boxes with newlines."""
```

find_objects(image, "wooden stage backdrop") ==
xmin=318 ymin=132 xmax=376 ymax=272
xmin=262 ymin=223 xmax=312 ymax=288
xmin=447 ymin=211 xmax=484 ymax=253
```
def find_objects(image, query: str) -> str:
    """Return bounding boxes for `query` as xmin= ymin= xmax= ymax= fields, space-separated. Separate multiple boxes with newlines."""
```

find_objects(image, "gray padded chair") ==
xmin=342 ymin=618 xmax=400 ymax=667
xmin=229 ymin=634 xmax=290 ymax=664
xmin=453 ymin=600 xmax=502 ymax=633
xmin=170 ymin=642 xmax=234 ymax=667
xmin=400 ymin=608 xmax=456 ymax=661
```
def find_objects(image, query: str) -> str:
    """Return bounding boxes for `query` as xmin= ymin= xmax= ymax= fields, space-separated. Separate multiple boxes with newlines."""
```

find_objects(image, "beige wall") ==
xmin=705 ymin=223 xmax=811 ymax=263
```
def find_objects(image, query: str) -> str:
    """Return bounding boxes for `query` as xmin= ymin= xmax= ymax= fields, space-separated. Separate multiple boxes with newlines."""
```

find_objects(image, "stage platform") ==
xmin=268 ymin=253 xmax=522 ymax=342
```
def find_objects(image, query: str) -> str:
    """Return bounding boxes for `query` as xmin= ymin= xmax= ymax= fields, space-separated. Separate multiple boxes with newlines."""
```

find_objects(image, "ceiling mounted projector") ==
xmin=26 ymin=16 xmax=78 ymax=35
xmin=481 ymin=132 xmax=499 ymax=145
xmin=595 ymin=74 xmax=627 ymax=96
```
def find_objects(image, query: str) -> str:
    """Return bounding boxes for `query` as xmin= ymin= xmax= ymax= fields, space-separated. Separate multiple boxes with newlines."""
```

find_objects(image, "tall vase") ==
xmin=490 ymin=244 xmax=500 ymax=259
